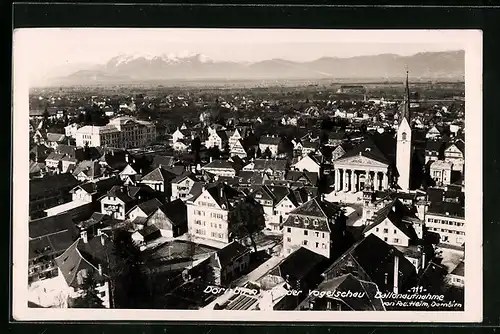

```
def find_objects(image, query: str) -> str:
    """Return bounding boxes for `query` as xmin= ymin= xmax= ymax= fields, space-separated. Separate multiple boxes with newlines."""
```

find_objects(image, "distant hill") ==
xmin=42 ymin=50 xmax=465 ymax=86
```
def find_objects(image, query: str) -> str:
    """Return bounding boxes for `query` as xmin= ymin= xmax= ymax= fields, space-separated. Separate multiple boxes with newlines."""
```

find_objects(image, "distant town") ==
xmin=27 ymin=73 xmax=465 ymax=311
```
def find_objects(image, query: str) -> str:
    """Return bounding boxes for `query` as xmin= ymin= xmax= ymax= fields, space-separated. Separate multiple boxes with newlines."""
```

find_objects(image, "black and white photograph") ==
xmin=12 ymin=28 xmax=482 ymax=322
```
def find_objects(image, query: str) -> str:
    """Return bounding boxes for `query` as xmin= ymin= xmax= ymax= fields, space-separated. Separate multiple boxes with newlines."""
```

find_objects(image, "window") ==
xmin=287 ymin=237 xmax=291 ymax=242
xmin=322 ymin=233 xmax=325 ymax=238
xmin=322 ymin=243 xmax=326 ymax=249
xmin=383 ymin=228 xmax=388 ymax=233
xmin=384 ymin=237 xmax=388 ymax=242
xmin=287 ymin=227 xmax=291 ymax=233
xmin=315 ymin=242 xmax=319 ymax=248
xmin=304 ymin=230 xmax=308 ymax=236
xmin=375 ymin=227 xmax=379 ymax=232
xmin=393 ymin=238 xmax=399 ymax=243
xmin=315 ymin=232 xmax=319 ymax=237
xmin=402 ymin=132 xmax=407 ymax=141
xmin=303 ymin=240 xmax=308 ymax=246
xmin=394 ymin=229 xmax=397 ymax=234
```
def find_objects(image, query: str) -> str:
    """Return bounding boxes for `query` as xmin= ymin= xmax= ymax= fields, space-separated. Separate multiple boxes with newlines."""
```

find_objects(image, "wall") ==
xmin=283 ymin=223 xmax=330 ymax=258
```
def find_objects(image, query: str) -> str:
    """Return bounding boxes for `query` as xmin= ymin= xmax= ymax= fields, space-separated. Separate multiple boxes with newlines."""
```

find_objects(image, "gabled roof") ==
xmin=74 ymin=177 xmax=123 ymax=196
xmin=134 ymin=198 xmax=163 ymax=216
xmin=46 ymin=152 xmax=66 ymax=161
xmin=72 ymin=160 xmax=103 ymax=179
xmin=141 ymin=167 xmax=177 ymax=182
xmin=171 ymin=171 xmax=198 ymax=184
xmin=156 ymin=199 xmax=188 ymax=227
xmin=152 ymin=155 xmax=175 ymax=169
xmin=259 ymin=134 xmax=281 ymax=145
xmin=29 ymin=174 xmax=79 ymax=198
xmin=46 ymin=133 xmax=66 ymax=143
xmin=55 ymin=236 xmax=114 ymax=288
xmin=202 ymin=159 xmax=236 ymax=170
xmin=214 ymin=241 xmax=250 ymax=268
xmin=309 ymin=273 xmax=385 ymax=311
xmin=324 ymin=234 xmax=416 ymax=289
xmin=138 ymin=224 xmax=160 ymax=237
xmin=190 ymin=183 xmax=245 ymax=210
xmin=363 ymin=199 xmax=418 ymax=240
xmin=29 ymin=213 xmax=77 ymax=259
xmin=253 ymin=159 xmax=288 ymax=171
xmin=445 ymin=141 xmax=465 ymax=155
xmin=338 ymin=136 xmax=390 ymax=165
xmin=272 ymin=247 xmax=327 ymax=282
xmin=289 ymin=197 xmax=341 ymax=219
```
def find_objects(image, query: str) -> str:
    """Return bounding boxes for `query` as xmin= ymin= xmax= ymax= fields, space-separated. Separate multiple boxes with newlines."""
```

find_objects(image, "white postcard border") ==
xmin=12 ymin=28 xmax=483 ymax=322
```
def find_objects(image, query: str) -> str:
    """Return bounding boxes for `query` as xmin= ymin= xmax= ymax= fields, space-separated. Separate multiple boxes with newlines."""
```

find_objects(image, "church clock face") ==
xmin=402 ymin=132 xmax=407 ymax=141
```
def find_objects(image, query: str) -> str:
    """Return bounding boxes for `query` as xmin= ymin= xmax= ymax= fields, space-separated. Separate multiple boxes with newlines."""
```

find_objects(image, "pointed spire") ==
xmin=401 ymin=69 xmax=411 ymax=122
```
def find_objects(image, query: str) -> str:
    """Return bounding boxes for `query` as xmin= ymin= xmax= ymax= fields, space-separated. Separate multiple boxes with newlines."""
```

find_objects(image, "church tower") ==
xmin=396 ymin=70 xmax=413 ymax=191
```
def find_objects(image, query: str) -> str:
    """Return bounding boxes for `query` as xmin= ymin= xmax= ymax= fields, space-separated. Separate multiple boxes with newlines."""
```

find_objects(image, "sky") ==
xmin=13 ymin=28 xmax=467 ymax=78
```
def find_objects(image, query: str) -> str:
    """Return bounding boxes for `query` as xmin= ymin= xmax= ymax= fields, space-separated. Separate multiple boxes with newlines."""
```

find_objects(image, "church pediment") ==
xmin=335 ymin=154 xmax=388 ymax=168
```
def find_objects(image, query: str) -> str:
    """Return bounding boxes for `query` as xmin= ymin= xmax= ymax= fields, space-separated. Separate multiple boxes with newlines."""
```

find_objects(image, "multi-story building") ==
xmin=206 ymin=130 xmax=228 ymax=150
xmin=201 ymin=159 xmax=239 ymax=178
xmin=258 ymin=134 xmax=281 ymax=158
xmin=282 ymin=197 xmax=345 ymax=259
xmin=186 ymin=183 xmax=245 ymax=244
xmin=444 ymin=141 xmax=465 ymax=173
xmin=425 ymin=201 xmax=465 ymax=249
xmin=29 ymin=174 xmax=80 ymax=220
xmin=429 ymin=160 xmax=453 ymax=186
xmin=171 ymin=173 xmax=199 ymax=201
xmin=75 ymin=116 xmax=156 ymax=149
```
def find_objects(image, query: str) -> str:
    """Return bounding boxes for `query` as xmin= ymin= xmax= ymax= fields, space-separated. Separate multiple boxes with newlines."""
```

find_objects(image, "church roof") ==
xmin=339 ymin=136 xmax=391 ymax=165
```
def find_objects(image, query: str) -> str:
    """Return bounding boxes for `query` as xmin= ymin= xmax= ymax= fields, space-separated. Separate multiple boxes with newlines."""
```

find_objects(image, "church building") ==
xmin=396 ymin=71 xmax=413 ymax=191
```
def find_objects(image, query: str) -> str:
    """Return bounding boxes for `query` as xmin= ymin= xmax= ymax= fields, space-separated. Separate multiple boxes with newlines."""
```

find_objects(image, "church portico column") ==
xmin=383 ymin=172 xmax=389 ymax=189
xmin=351 ymin=170 xmax=357 ymax=193
xmin=344 ymin=169 xmax=351 ymax=192
xmin=335 ymin=169 xmax=340 ymax=191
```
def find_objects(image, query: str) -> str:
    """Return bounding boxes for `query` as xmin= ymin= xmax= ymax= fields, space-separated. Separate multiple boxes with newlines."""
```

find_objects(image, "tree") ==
xmin=111 ymin=229 xmax=151 ymax=308
xmin=70 ymin=272 xmax=105 ymax=308
xmin=228 ymin=196 xmax=266 ymax=252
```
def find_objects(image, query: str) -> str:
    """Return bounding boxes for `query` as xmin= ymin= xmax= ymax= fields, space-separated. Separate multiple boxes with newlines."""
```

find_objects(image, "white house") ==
xmin=292 ymin=155 xmax=321 ymax=175
xmin=429 ymin=160 xmax=453 ymax=186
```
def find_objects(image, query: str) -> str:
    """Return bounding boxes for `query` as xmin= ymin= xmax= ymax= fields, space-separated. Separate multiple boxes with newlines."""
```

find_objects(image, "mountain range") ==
xmin=37 ymin=50 xmax=465 ymax=86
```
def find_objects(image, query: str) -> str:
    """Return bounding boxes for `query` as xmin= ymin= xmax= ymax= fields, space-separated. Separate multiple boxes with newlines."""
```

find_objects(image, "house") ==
xmin=259 ymin=135 xmax=281 ymax=158
xmin=447 ymin=261 xmax=464 ymax=287
xmin=426 ymin=126 xmax=441 ymax=139
xmin=152 ymin=155 xmax=176 ymax=169
xmin=186 ymin=183 xmax=245 ymax=243
xmin=28 ymin=213 xmax=78 ymax=308
xmin=72 ymin=160 xmax=106 ymax=182
xmin=29 ymin=174 xmax=80 ymax=219
xmin=206 ymin=130 xmax=229 ymax=150
xmin=209 ymin=241 xmax=251 ymax=285
xmin=291 ymin=155 xmax=321 ymax=175
xmin=425 ymin=140 xmax=444 ymax=164
xmin=70 ymin=177 xmax=123 ymax=208
xmin=297 ymin=273 xmax=386 ymax=311
xmin=444 ymin=141 xmax=465 ymax=173
xmin=244 ymin=159 xmax=288 ymax=180
xmin=282 ymin=197 xmax=345 ymax=259
xmin=29 ymin=213 xmax=78 ymax=284
xmin=171 ymin=172 xmax=198 ymax=201
xmin=294 ymin=140 xmax=319 ymax=157
xmin=146 ymin=199 xmax=188 ymax=238
xmin=331 ymin=144 xmax=347 ymax=161
xmin=201 ymin=159 xmax=239 ymax=178
xmin=425 ymin=201 xmax=465 ymax=250
xmin=227 ymin=128 xmax=246 ymax=148
xmin=98 ymin=150 xmax=129 ymax=172
xmin=98 ymin=185 xmax=152 ymax=220
xmin=429 ymin=160 xmax=453 ymax=186
xmin=30 ymin=144 xmax=52 ymax=163
xmin=173 ymin=139 xmax=191 ymax=152
xmin=131 ymin=225 xmax=162 ymax=247
xmin=45 ymin=152 xmax=66 ymax=171
xmin=284 ymin=170 xmax=318 ymax=187
xmin=229 ymin=139 xmax=248 ymax=159
xmin=139 ymin=167 xmax=177 ymax=198
xmin=322 ymin=234 xmax=417 ymax=294
xmin=172 ymin=128 xmax=190 ymax=143
xmin=33 ymin=129 xmax=48 ymax=145
xmin=362 ymin=198 xmax=420 ymax=248
xmin=46 ymin=133 xmax=68 ymax=149
xmin=126 ymin=198 xmax=164 ymax=222
xmin=263 ymin=247 xmax=329 ymax=310
xmin=29 ymin=161 xmax=48 ymax=179
xmin=55 ymin=231 xmax=115 ymax=308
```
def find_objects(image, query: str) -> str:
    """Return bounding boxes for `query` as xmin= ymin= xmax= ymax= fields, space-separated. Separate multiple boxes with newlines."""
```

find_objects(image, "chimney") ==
xmin=220 ymin=185 xmax=224 ymax=199
xmin=81 ymin=230 xmax=88 ymax=244
xmin=210 ymin=156 xmax=213 ymax=163
xmin=393 ymin=255 xmax=399 ymax=294
xmin=125 ymin=154 xmax=129 ymax=162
